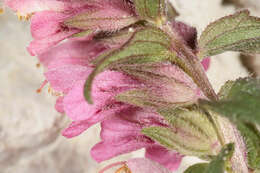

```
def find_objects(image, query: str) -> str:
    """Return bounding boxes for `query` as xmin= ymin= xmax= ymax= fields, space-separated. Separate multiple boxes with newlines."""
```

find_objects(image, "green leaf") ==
xmin=84 ymin=26 xmax=177 ymax=103
xmin=200 ymin=77 xmax=260 ymax=125
xmin=184 ymin=163 xmax=208 ymax=173
xmin=205 ymin=143 xmax=234 ymax=173
xmin=198 ymin=10 xmax=260 ymax=59
xmin=134 ymin=0 xmax=167 ymax=22
xmin=236 ymin=122 xmax=260 ymax=169
xmin=142 ymin=126 xmax=213 ymax=157
xmin=183 ymin=144 xmax=234 ymax=173
xmin=184 ymin=144 xmax=234 ymax=173
xmin=142 ymin=106 xmax=221 ymax=157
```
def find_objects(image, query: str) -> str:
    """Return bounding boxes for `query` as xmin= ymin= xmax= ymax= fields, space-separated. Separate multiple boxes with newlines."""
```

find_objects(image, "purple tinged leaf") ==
xmin=115 ymin=63 xmax=204 ymax=109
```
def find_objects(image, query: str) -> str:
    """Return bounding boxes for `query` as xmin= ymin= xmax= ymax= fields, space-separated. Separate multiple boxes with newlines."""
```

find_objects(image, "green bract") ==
xmin=115 ymin=63 xmax=200 ymax=109
xmin=142 ymin=106 xmax=221 ymax=157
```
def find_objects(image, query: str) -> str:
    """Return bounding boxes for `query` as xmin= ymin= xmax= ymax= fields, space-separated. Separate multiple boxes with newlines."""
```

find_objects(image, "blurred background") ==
xmin=0 ymin=0 xmax=259 ymax=172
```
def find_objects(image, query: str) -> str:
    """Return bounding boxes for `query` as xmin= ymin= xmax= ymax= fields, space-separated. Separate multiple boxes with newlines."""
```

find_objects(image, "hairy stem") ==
xmin=161 ymin=22 xmax=249 ymax=173
xmin=161 ymin=23 xmax=218 ymax=101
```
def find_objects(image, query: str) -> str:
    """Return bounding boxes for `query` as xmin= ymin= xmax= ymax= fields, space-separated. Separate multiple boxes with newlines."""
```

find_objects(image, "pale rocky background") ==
xmin=0 ymin=0 xmax=259 ymax=172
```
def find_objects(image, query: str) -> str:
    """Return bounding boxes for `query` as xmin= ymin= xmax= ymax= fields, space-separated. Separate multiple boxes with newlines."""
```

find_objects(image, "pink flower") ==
xmin=145 ymin=145 xmax=183 ymax=171
xmin=5 ymin=0 xmax=213 ymax=171
xmin=41 ymin=38 xmax=197 ymax=170
xmin=36 ymin=20 xmax=209 ymax=167
xmin=41 ymin=40 xmax=141 ymax=137
xmin=90 ymin=107 xmax=183 ymax=171
xmin=5 ymin=0 xmax=137 ymax=56
xmin=28 ymin=10 xmax=81 ymax=56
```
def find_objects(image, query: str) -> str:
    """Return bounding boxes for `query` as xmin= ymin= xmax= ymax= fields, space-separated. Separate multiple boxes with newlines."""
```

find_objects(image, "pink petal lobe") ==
xmin=55 ymin=96 xmax=65 ymax=113
xmin=45 ymin=60 xmax=92 ymax=93
xmin=38 ymin=40 xmax=105 ymax=67
xmin=30 ymin=11 xmax=69 ymax=39
xmin=27 ymin=29 xmax=79 ymax=56
xmin=201 ymin=57 xmax=210 ymax=71
xmin=63 ymin=71 xmax=139 ymax=121
xmin=126 ymin=158 xmax=171 ymax=173
xmin=145 ymin=145 xmax=183 ymax=171
xmin=91 ymin=108 xmax=167 ymax=162
xmin=91 ymin=137 xmax=153 ymax=163
xmin=62 ymin=120 xmax=94 ymax=138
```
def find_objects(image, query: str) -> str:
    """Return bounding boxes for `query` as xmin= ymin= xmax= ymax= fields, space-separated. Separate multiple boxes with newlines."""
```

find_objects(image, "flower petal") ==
xmin=91 ymin=108 xmax=167 ymax=162
xmin=145 ymin=145 xmax=183 ymax=171
xmin=38 ymin=40 xmax=105 ymax=66
xmin=201 ymin=57 xmax=210 ymax=71
xmin=62 ymin=120 xmax=94 ymax=138
xmin=126 ymin=158 xmax=171 ymax=173
xmin=45 ymin=60 xmax=92 ymax=93
xmin=63 ymin=71 xmax=139 ymax=121
xmin=55 ymin=96 xmax=65 ymax=113
xmin=91 ymin=137 xmax=153 ymax=163
xmin=27 ymin=29 xmax=79 ymax=56
xmin=30 ymin=11 xmax=70 ymax=39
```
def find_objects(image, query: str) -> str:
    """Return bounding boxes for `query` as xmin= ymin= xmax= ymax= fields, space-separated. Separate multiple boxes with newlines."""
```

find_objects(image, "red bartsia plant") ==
xmin=4 ymin=0 xmax=260 ymax=172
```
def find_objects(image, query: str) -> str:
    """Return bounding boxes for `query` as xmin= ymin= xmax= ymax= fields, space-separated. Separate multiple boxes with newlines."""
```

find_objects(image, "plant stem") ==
xmin=161 ymin=22 xmax=249 ymax=173
xmin=161 ymin=23 xmax=218 ymax=101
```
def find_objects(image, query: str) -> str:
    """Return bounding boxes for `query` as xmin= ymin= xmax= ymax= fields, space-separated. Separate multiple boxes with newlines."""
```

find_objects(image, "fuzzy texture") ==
xmin=40 ymin=19 xmax=208 ymax=170
xmin=4 ymin=0 xmax=211 ymax=172
xmin=1 ymin=0 xmax=252 ymax=173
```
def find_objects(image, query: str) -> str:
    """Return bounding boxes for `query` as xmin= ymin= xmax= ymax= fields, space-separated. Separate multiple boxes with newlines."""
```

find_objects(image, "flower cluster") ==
xmin=5 ymin=0 xmax=212 ymax=172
